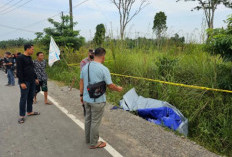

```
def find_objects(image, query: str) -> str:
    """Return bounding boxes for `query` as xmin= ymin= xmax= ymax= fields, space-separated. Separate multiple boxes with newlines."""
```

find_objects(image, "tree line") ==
xmin=0 ymin=0 xmax=231 ymax=60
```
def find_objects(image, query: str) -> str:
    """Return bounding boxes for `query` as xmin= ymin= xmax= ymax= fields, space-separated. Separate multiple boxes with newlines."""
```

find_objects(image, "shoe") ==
xmin=5 ymin=84 xmax=10 ymax=86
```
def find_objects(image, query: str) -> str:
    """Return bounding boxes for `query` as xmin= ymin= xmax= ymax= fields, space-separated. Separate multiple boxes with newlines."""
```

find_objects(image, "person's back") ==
xmin=79 ymin=47 xmax=123 ymax=149
xmin=81 ymin=61 xmax=112 ymax=103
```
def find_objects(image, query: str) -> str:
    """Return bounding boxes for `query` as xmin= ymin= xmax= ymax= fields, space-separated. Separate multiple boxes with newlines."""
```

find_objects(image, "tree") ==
xmin=0 ymin=38 xmax=33 ymax=49
xmin=152 ymin=11 xmax=167 ymax=40
xmin=110 ymin=0 xmax=150 ymax=39
xmin=177 ymin=0 xmax=232 ymax=29
xmin=35 ymin=14 xmax=85 ymax=51
xmin=93 ymin=24 xmax=106 ymax=46
xmin=206 ymin=15 xmax=232 ymax=61
xmin=170 ymin=33 xmax=185 ymax=46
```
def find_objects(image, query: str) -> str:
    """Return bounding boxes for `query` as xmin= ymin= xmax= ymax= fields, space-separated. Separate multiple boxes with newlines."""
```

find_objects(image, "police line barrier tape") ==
xmin=110 ymin=73 xmax=232 ymax=94
xmin=67 ymin=60 xmax=114 ymax=67
xmin=67 ymin=64 xmax=232 ymax=94
xmin=67 ymin=64 xmax=80 ymax=67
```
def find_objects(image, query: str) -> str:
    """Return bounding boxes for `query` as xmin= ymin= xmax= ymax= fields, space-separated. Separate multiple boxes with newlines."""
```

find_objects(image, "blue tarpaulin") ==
xmin=120 ymin=88 xmax=188 ymax=136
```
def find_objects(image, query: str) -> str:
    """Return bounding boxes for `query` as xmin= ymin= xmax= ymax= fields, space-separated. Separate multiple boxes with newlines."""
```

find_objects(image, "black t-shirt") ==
xmin=4 ymin=57 xmax=13 ymax=69
xmin=16 ymin=54 xmax=37 ymax=84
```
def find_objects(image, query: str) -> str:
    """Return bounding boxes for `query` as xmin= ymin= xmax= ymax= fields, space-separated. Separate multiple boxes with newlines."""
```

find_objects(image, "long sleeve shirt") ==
xmin=16 ymin=54 xmax=37 ymax=84
xmin=33 ymin=59 xmax=47 ymax=81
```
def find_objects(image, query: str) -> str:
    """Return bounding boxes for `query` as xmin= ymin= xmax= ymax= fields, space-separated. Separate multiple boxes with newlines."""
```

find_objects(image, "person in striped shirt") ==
xmin=80 ymin=49 xmax=94 ymax=71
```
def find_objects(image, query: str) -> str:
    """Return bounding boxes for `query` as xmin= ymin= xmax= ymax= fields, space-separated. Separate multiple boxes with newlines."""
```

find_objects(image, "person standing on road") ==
xmin=33 ymin=52 xmax=51 ymax=105
xmin=16 ymin=44 xmax=40 ymax=124
xmin=3 ymin=52 xmax=15 ymax=86
xmin=80 ymin=47 xmax=123 ymax=149
xmin=80 ymin=49 xmax=94 ymax=71
xmin=80 ymin=49 xmax=94 ymax=115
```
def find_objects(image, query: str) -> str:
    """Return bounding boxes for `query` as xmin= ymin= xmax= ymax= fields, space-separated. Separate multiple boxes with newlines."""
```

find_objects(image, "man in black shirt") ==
xmin=16 ymin=44 xmax=40 ymax=124
xmin=3 ymin=52 xmax=15 ymax=86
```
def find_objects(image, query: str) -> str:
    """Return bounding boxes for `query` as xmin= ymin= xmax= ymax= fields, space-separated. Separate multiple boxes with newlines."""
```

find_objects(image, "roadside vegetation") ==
xmin=0 ymin=9 xmax=231 ymax=156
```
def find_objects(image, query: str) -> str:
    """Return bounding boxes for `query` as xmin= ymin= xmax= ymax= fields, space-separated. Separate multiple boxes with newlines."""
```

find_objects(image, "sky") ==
xmin=0 ymin=0 xmax=231 ymax=42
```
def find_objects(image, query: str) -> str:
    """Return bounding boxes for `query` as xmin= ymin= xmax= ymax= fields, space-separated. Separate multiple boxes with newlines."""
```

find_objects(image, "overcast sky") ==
xmin=0 ymin=0 xmax=231 ymax=42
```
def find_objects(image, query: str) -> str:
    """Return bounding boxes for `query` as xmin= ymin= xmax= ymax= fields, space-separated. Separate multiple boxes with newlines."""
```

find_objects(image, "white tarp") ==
xmin=48 ymin=36 xmax=60 ymax=67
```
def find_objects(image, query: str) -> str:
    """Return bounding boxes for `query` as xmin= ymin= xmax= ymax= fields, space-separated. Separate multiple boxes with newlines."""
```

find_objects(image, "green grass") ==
xmin=2 ymin=44 xmax=232 ymax=156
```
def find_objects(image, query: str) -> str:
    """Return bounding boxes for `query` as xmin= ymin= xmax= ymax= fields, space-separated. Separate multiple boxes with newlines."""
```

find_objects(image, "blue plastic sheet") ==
xmin=138 ymin=107 xmax=182 ymax=131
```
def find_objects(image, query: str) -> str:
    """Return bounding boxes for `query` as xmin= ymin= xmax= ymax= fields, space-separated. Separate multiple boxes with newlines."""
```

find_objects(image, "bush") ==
xmin=206 ymin=15 xmax=232 ymax=61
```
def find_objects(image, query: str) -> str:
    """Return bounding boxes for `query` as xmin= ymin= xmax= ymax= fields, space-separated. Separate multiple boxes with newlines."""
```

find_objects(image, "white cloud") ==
xmin=0 ymin=0 xmax=231 ymax=41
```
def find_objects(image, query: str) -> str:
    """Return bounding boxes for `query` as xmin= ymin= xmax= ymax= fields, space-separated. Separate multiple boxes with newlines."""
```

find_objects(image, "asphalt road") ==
xmin=0 ymin=71 xmax=112 ymax=157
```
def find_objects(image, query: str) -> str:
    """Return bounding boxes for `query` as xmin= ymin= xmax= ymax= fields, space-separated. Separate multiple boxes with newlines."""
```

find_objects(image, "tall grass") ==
xmin=1 ymin=42 xmax=232 ymax=156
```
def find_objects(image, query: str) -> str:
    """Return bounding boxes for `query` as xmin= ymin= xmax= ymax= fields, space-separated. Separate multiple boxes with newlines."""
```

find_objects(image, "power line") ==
xmin=0 ymin=0 xmax=90 ymax=37
xmin=0 ymin=0 xmax=23 ymax=13
xmin=0 ymin=13 xmax=60 ymax=37
xmin=22 ymin=0 xmax=91 ymax=27
xmin=0 ymin=23 xmax=36 ymax=33
xmin=90 ymin=0 xmax=111 ymax=23
xmin=1 ymin=0 xmax=33 ymax=15
xmin=0 ymin=0 xmax=16 ymax=10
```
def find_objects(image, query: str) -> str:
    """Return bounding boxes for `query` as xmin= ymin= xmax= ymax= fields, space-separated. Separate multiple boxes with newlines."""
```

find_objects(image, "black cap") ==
xmin=89 ymin=49 xmax=94 ymax=54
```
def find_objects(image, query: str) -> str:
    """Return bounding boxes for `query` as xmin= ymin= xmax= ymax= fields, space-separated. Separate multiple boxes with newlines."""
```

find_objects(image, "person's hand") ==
xmin=80 ymin=96 xmax=83 ymax=103
xmin=35 ymin=79 xmax=39 ymax=85
xmin=20 ymin=83 xmax=27 ymax=89
xmin=117 ymin=86 xmax=123 ymax=92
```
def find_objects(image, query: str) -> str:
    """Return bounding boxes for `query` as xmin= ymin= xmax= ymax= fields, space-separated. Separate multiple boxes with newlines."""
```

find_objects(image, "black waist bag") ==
xmin=87 ymin=62 xmax=106 ymax=99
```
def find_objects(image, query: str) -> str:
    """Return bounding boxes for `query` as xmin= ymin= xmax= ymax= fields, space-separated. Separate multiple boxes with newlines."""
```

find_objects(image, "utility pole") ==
xmin=69 ymin=0 xmax=73 ymax=30
xmin=61 ymin=11 xmax=64 ymax=35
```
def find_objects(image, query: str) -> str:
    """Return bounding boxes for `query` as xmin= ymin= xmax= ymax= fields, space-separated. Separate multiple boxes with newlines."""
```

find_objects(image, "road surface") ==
xmin=0 ymin=71 xmax=112 ymax=157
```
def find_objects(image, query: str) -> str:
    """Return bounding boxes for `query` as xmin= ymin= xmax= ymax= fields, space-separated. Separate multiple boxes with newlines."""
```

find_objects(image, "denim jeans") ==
xmin=7 ymin=69 xmax=15 ymax=85
xmin=19 ymin=81 xmax=35 ymax=116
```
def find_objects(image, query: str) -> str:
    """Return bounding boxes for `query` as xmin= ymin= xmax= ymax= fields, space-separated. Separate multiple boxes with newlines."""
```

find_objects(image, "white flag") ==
xmin=48 ymin=36 xmax=60 ymax=67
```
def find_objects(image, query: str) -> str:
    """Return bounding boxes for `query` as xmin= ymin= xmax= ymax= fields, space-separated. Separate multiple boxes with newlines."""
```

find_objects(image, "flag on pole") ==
xmin=48 ymin=36 xmax=60 ymax=67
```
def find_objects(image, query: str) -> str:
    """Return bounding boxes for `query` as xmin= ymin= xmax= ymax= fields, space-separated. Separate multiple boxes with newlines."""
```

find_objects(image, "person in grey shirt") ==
xmin=80 ymin=47 xmax=123 ymax=149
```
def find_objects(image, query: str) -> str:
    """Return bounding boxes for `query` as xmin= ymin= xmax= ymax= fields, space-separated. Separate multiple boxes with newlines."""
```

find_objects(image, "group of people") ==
xmin=1 ymin=44 xmax=50 ymax=124
xmin=3 ymin=44 xmax=123 ymax=150
xmin=0 ymin=52 xmax=20 ymax=86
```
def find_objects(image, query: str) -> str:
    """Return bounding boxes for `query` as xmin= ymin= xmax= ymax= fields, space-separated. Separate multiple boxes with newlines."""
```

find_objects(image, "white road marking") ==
xmin=40 ymin=92 xmax=123 ymax=157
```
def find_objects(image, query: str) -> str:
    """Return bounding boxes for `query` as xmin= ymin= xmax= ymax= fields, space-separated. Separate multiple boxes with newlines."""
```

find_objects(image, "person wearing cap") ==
xmin=80 ymin=49 xmax=94 ymax=71
xmin=80 ymin=47 xmax=123 ymax=149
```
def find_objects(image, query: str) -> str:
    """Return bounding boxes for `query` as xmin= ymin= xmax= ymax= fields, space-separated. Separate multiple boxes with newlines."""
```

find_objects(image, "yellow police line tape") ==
xmin=67 ymin=60 xmax=114 ymax=67
xmin=67 ymin=64 xmax=80 ymax=67
xmin=67 ymin=64 xmax=232 ymax=94
xmin=110 ymin=73 xmax=232 ymax=94
xmin=104 ymin=60 xmax=114 ymax=63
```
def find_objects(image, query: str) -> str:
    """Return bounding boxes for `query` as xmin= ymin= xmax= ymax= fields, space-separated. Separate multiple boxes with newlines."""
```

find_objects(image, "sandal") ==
xmin=89 ymin=141 xmax=106 ymax=149
xmin=27 ymin=112 xmax=40 ymax=116
xmin=45 ymin=102 xmax=52 ymax=105
xmin=18 ymin=117 xmax=25 ymax=124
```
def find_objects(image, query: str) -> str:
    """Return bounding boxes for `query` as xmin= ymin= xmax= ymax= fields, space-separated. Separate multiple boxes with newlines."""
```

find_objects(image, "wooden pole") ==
xmin=69 ymin=0 xmax=73 ymax=30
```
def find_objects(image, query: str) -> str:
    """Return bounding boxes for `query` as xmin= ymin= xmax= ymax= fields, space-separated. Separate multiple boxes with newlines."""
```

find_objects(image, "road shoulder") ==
xmin=47 ymin=80 xmax=219 ymax=157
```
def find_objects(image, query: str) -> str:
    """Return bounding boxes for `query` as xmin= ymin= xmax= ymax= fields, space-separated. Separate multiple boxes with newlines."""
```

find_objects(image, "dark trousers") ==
xmin=19 ymin=81 xmax=35 ymax=116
